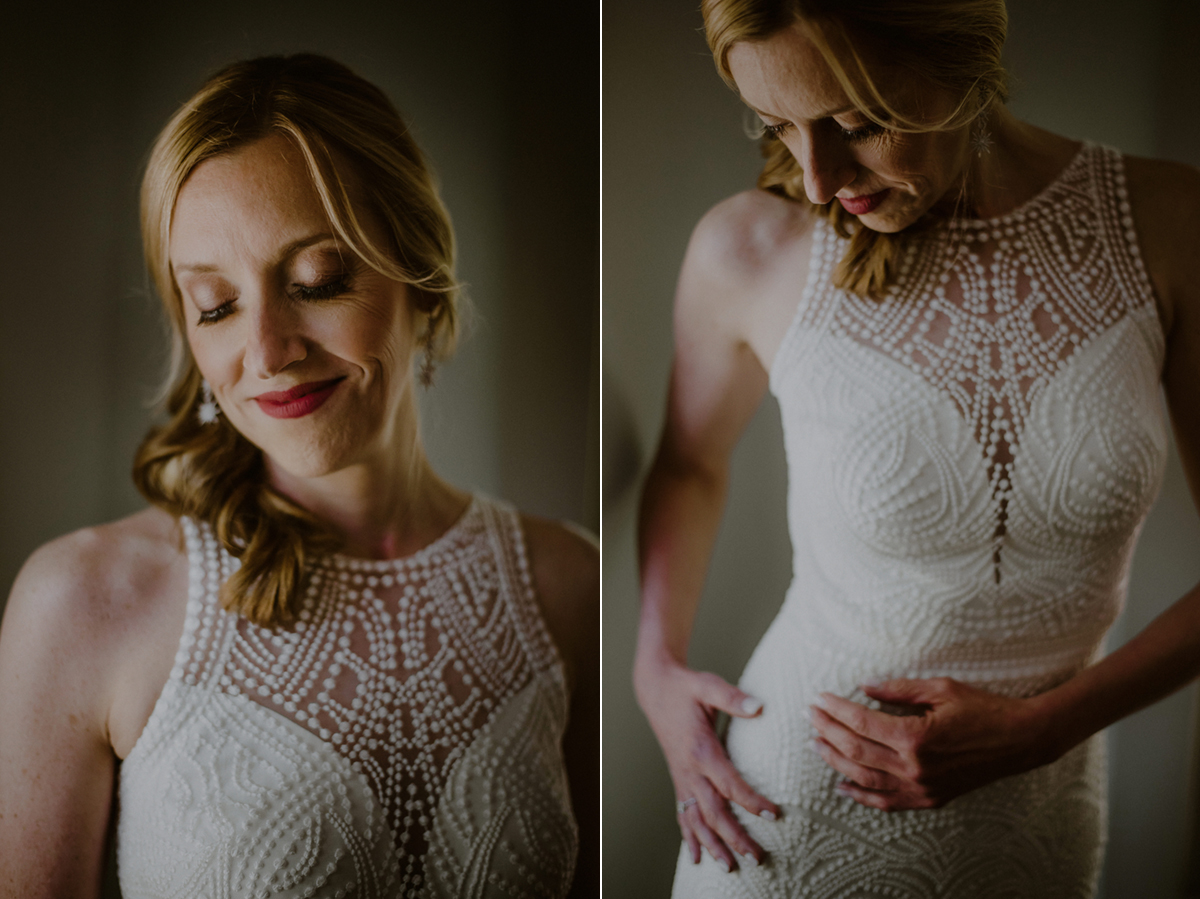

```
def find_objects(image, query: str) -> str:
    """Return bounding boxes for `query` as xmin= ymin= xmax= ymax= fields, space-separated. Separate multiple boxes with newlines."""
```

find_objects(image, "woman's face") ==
xmin=171 ymin=133 xmax=417 ymax=479
xmin=727 ymin=21 xmax=971 ymax=233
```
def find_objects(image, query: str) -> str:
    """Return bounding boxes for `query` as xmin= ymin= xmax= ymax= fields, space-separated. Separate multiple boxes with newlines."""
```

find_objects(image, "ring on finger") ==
xmin=676 ymin=797 xmax=699 ymax=814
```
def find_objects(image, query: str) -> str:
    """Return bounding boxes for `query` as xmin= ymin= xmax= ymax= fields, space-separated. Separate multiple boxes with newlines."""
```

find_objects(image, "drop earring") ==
xmin=197 ymin=379 xmax=221 ymax=425
xmin=971 ymin=108 xmax=994 ymax=157
xmin=419 ymin=310 xmax=439 ymax=388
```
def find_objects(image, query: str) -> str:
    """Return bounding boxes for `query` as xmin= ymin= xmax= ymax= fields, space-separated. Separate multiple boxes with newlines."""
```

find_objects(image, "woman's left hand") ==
xmin=809 ymin=677 xmax=1064 ymax=811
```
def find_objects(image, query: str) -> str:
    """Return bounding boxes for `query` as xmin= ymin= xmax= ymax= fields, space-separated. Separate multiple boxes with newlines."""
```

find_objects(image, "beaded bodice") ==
xmin=673 ymin=143 xmax=1169 ymax=898
xmin=791 ymin=142 xmax=1163 ymax=592
xmin=763 ymin=142 xmax=1168 ymax=683
xmin=118 ymin=495 xmax=578 ymax=899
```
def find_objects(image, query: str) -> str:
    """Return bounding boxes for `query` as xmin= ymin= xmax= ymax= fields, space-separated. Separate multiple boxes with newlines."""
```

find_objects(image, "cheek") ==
xmin=878 ymin=138 xmax=954 ymax=192
xmin=184 ymin=321 xmax=242 ymax=386
xmin=322 ymin=299 xmax=414 ymax=378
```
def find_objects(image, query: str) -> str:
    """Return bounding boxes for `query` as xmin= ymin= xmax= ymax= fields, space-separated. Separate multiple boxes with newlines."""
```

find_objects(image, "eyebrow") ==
xmin=173 ymin=232 xmax=342 ymax=275
xmin=748 ymin=102 xmax=859 ymax=122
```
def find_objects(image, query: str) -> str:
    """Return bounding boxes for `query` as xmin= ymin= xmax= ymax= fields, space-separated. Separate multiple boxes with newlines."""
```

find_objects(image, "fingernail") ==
xmin=742 ymin=852 xmax=759 ymax=868
xmin=759 ymin=809 xmax=777 ymax=822
xmin=807 ymin=706 xmax=818 ymax=723
xmin=835 ymin=782 xmax=851 ymax=795
xmin=717 ymin=858 xmax=731 ymax=874
xmin=741 ymin=696 xmax=763 ymax=715
xmin=816 ymin=693 xmax=830 ymax=708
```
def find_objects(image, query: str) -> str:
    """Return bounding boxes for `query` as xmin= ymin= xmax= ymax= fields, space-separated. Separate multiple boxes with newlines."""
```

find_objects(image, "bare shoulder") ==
xmin=7 ymin=507 xmax=182 ymax=630
xmin=1121 ymin=155 xmax=1200 ymax=335
xmin=518 ymin=514 xmax=599 ymax=690
xmin=1 ymin=507 xmax=185 ymax=733
xmin=686 ymin=189 xmax=816 ymax=296
xmin=680 ymin=189 xmax=818 ymax=370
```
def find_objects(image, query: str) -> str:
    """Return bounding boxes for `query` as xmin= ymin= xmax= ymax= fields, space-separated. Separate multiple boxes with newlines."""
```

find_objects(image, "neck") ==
xmin=953 ymin=105 xmax=1082 ymax=220
xmin=264 ymin=390 xmax=468 ymax=560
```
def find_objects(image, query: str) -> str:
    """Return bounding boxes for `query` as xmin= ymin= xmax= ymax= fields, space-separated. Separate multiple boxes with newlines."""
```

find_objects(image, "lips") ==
xmin=254 ymin=377 xmax=345 ymax=419
xmin=837 ymin=189 xmax=889 ymax=216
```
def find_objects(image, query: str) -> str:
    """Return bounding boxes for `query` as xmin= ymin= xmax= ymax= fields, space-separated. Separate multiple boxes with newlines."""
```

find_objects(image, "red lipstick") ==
xmin=254 ymin=378 xmax=344 ymax=419
xmin=837 ymin=189 xmax=889 ymax=216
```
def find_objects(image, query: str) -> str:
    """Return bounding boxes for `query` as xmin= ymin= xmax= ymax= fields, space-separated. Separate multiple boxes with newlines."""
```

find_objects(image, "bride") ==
xmin=634 ymin=1 xmax=1200 ymax=896
xmin=0 ymin=54 xmax=597 ymax=897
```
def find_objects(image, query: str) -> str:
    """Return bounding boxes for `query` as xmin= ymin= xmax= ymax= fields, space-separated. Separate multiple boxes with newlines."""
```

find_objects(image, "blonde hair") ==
xmin=133 ymin=54 xmax=461 ymax=626
xmin=702 ymin=0 xmax=1009 ymax=297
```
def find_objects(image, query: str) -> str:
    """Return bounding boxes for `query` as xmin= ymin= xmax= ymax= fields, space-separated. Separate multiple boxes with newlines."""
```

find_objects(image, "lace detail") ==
xmin=676 ymin=144 xmax=1169 ymax=897
xmin=119 ymin=495 xmax=578 ymax=898
xmin=780 ymin=143 xmax=1160 ymax=582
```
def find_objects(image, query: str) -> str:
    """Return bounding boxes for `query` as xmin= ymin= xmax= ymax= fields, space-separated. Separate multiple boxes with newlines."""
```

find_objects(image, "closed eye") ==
xmin=293 ymin=275 xmax=350 ymax=301
xmin=839 ymin=122 xmax=884 ymax=143
xmin=197 ymin=302 xmax=234 ymax=326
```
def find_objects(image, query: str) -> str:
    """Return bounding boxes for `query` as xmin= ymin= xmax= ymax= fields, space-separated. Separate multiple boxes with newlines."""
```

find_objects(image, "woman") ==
xmin=634 ymin=0 xmax=1200 ymax=895
xmin=0 ymin=55 xmax=597 ymax=898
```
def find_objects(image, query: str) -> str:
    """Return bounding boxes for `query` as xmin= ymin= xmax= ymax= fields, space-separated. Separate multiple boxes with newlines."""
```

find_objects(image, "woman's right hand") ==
xmin=634 ymin=654 xmax=780 ymax=871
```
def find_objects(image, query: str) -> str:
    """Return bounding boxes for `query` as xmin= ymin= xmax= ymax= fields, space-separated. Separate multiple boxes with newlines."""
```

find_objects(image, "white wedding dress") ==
xmin=118 ymin=495 xmax=578 ymax=898
xmin=672 ymin=143 xmax=1168 ymax=898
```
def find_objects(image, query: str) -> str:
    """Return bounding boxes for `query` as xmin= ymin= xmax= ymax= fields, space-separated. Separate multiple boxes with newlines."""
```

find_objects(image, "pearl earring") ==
xmin=197 ymin=379 xmax=221 ymax=425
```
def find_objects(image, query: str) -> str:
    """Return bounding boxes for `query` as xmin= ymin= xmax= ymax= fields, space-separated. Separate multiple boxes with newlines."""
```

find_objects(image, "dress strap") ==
xmin=1090 ymin=145 xmax=1164 ymax=342
xmin=770 ymin=217 xmax=848 ymax=391
xmin=172 ymin=516 xmax=237 ymax=692
xmin=478 ymin=497 xmax=568 ymax=690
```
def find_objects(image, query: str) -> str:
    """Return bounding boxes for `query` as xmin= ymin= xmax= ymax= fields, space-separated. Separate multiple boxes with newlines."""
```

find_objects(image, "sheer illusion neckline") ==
xmin=320 ymin=493 xmax=479 ymax=572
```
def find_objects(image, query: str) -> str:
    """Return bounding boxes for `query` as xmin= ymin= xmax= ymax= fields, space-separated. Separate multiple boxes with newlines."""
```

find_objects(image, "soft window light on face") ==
xmin=170 ymin=133 xmax=418 ymax=479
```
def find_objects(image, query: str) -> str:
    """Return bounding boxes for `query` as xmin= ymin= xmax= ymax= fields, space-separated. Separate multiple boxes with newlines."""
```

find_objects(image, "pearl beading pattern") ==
xmin=672 ymin=144 xmax=1169 ymax=897
xmin=118 ymin=495 xmax=578 ymax=898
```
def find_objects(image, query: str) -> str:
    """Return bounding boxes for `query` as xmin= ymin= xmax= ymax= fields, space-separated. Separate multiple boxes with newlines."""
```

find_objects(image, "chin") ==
xmin=857 ymin=202 xmax=924 ymax=234
xmin=858 ymin=214 xmax=906 ymax=234
xmin=256 ymin=430 xmax=366 ymax=482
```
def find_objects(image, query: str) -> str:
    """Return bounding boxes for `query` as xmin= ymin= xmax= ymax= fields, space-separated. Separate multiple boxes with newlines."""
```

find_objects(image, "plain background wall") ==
xmin=0 ymin=2 xmax=597 ymax=893
xmin=603 ymin=1 xmax=1200 ymax=896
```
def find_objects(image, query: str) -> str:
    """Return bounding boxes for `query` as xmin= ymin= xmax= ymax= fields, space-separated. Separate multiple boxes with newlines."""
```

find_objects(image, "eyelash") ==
xmin=294 ymin=275 xmax=350 ymax=302
xmin=195 ymin=275 xmax=352 ymax=326
xmin=762 ymin=121 xmax=885 ymax=144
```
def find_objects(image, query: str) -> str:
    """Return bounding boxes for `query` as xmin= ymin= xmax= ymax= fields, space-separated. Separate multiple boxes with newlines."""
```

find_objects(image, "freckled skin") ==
xmin=171 ymin=133 xmax=420 ymax=483
xmin=727 ymin=22 xmax=974 ymax=232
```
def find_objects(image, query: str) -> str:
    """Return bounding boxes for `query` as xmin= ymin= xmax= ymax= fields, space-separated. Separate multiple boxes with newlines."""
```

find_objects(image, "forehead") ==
xmin=726 ymin=21 xmax=852 ymax=119
xmin=169 ymin=134 xmax=334 ymax=266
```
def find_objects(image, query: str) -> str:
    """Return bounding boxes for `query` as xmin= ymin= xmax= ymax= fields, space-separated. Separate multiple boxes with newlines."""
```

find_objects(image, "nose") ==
xmin=797 ymin=130 xmax=857 ymax=206
xmin=243 ymin=295 xmax=307 ymax=379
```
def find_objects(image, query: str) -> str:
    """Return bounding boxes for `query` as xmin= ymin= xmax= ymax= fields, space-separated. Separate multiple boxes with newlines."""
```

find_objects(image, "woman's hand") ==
xmin=808 ymin=677 xmax=1062 ymax=812
xmin=634 ymin=655 xmax=780 ymax=872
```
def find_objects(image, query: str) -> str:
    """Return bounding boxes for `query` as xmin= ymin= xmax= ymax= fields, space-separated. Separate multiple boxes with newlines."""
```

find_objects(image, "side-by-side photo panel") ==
xmin=0 ymin=2 xmax=597 ymax=895
xmin=603 ymin=1 xmax=1200 ymax=897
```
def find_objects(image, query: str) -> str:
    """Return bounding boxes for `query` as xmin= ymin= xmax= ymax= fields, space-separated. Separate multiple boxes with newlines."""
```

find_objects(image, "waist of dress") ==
xmin=761 ymin=598 xmax=1107 ymax=697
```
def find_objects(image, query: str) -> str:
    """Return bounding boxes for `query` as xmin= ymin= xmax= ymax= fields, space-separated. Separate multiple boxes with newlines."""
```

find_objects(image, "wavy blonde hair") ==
xmin=702 ymin=0 xmax=1009 ymax=297
xmin=133 ymin=54 xmax=461 ymax=626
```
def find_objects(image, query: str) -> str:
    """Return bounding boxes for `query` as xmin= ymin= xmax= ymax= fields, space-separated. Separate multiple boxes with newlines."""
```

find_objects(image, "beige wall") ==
xmin=602 ymin=1 xmax=1200 ymax=896
xmin=0 ymin=3 xmax=597 ymax=893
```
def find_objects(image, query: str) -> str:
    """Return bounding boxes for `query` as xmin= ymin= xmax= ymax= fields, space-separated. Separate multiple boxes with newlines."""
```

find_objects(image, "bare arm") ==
xmin=524 ymin=517 xmax=600 ymax=899
xmin=633 ymin=192 xmax=810 ymax=870
xmin=0 ymin=536 xmax=119 ymax=899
